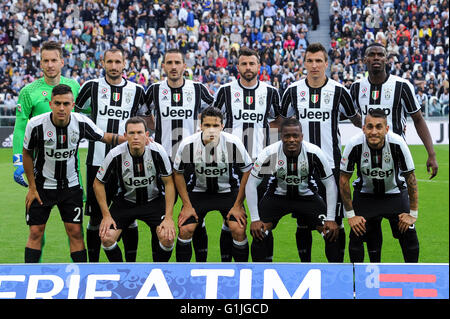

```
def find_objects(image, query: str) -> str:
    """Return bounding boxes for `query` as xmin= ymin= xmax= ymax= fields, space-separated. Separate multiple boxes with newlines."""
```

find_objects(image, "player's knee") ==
xmin=228 ymin=221 xmax=246 ymax=240
xmin=178 ymin=223 xmax=196 ymax=240
xmin=101 ymin=229 xmax=120 ymax=248
xmin=28 ymin=225 xmax=45 ymax=242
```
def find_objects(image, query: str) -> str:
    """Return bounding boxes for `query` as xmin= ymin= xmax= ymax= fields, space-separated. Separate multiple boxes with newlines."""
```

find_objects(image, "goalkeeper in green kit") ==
xmin=12 ymin=41 xmax=81 ymax=261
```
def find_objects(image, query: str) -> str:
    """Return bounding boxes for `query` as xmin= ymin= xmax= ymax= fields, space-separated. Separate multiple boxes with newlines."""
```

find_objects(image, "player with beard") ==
xmin=214 ymin=47 xmax=281 ymax=262
xmin=75 ymin=48 xmax=148 ymax=262
xmin=146 ymin=49 xmax=214 ymax=262
xmin=349 ymin=43 xmax=437 ymax=262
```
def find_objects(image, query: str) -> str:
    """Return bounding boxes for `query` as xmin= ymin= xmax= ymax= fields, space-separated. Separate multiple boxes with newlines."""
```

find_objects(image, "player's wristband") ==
xmin=409 ymin=210 xmax=418 ymax=218
xmin=345 ymin=210 xmax=356 ymax=218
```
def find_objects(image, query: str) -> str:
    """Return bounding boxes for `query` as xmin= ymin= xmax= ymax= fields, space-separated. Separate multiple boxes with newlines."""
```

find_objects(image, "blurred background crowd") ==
xmin=0 ymin=0 xmax=448 ymax=118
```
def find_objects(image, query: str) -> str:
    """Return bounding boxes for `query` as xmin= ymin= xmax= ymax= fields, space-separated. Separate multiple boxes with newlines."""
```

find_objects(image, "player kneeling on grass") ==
xmin=22 ymin=84 xmax=125 ymax=263
xmin=340 ymin=109 xmax=419 ymax=262
xmin=246 ymin=118 xmax=339 ymax=262
xmin=94 ymin=117 xmax=176 ymax=262
xmin=173 ymin=107 xmax=253 ymax=262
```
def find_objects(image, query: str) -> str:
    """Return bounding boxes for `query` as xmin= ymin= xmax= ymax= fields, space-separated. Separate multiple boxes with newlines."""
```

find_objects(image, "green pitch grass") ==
xmin=0 ymin=145 xmax=448 ymax=263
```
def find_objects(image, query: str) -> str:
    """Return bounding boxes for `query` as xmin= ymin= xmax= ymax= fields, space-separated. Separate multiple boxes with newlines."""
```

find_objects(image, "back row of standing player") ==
xmin=14 ymin=41 xmax=438 ymax=263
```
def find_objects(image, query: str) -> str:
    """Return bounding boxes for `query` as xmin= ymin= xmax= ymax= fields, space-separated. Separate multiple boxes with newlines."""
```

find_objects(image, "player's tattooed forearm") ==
xmin=405 ymin=172 xmax=418 ymax=210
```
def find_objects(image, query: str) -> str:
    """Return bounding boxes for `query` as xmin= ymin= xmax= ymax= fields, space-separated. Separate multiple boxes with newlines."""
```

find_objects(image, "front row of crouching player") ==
xmin=22 ymin=85 xmax=419 ymax=263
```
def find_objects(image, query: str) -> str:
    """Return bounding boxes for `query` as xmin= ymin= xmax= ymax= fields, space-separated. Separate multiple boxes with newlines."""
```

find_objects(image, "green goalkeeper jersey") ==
xmin=12 ymin=77 xmax=80 ymax=154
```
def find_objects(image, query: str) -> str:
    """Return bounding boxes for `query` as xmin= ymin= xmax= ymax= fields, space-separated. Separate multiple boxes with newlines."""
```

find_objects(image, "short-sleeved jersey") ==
xmin=75 ymin=77 xmax=147 ymax=166
xmin=23 ymin=112 xmax=104 ymax=190
xmin=96 ymin=141 xmax=172 ymax=204
xmin=173 ymin=131 xmax=253 ymax=193
xmin=280 ymin=78 xmax=357 ymax=169
xmin=340 ymin=131 xmax=415 ymax=195
xmin=251 ymin=140 xmax=333 ymax=197
xmin=13 ymin=77 xmax=80 ymax=154
xmin=350 ymin=74 xmax=421 ymax=138
xmin=214 ymin=79 xmax=280 ymax=159
xmin=146 ymin=79 xmax=214 ymax=158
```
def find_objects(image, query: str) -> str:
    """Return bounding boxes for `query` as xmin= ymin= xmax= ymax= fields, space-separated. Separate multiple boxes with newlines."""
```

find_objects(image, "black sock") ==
xmin=103 ymin=242 xmax=123 ymax=262
xmin=150 ymin=226 xmax=159 ymax=262
xmin=176 ymin=237 xmax=192 ymax=262
xmin=71 ymin=249 xmax=87 ymax=262
xmin=86 ymin=224 xmax=101 ymax=262
xmin=220 ymin=226 xmax=233 ymax=262
xmin=251 ymin=231 xmax=273 ymax=262
xmin=398 ymin=228 xmax=419 ymax=262
xmin=122 ymin=223 xmax=139 ymax=262
xmin=154 ymin=242 xmax=173 ymax=262
xmin=25 ymin=247 xmax=42 ymax=263
xmin=232 ymin=238 xmax=249 ymax=262
xmin=296 ymin=225 xmax=312 ymax=262
xmin=338 ymin=227 xmax=346 ymax=262
xmin=192 ymin=223 xmax=208 ymax=262
xmin=349 ymin=230 xmax=365 ymax=263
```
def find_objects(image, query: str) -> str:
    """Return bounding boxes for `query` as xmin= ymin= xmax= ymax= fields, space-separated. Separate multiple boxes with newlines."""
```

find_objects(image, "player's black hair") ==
xmin=364 ymin=42 xmax=387 ymax=56
xmin=367 ymin=108 xmax=387 ymax=119
xmin=201 ymin=106 xmax=224 ymax=124
xmin=280 ymin=117 xmax=303 ymax=133
xmin=51 ymin=84 xmax=73 ymax=98
xmin=125 ymin=116 xmax=148 ymax=132
xmin=238 ymin=46 xmax=260 ymax=62
xmin=305 ymin=42 xmax=328 ymax=62
xmin=163 ymin=48 xmax=185 ymax=63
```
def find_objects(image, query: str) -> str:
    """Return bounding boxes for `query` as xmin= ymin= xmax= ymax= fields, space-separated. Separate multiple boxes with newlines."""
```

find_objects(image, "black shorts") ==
xmin=26 ymin=186 xmax=84 ymax=225
xmin=109 ymin=196 xmax=166 ymax=230
xmin=181 ymin=190 xmax=239 ymax=225
xmin=299 ymin=168 xmax=343 ymax=226
xmin=85 ymin=165 xmax=118 ymax=218
xmin=259 ymin=193 xmax=326 ymax=230
xmin=353 ymin=189 xmax=410 ymax=221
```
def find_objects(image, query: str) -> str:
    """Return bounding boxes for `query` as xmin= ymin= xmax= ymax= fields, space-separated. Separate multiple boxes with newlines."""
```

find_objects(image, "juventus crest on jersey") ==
xmin=251 ymin=140 xmax=333 ymax=197
xmin=350 ymin=74 xmax=421 ymax=137
xmin=214 ymin=80 xmax=280 ymax=159
xmin=173 ymin=131 xmax=253 ymax=193
xmin=96 ymin=141 xmax=172 ymax=205
xmin=281 ymin=78 xmax=357 ymax=169
xmin=75 ymin=77 xmax=147 ymax=166
xmin=23 ymin=112 xmax=105 ymax=189
xmin=340 ymin=131 xmax=415 ymax=195
xmin=146 ymin=79 xmax=214 ymax=158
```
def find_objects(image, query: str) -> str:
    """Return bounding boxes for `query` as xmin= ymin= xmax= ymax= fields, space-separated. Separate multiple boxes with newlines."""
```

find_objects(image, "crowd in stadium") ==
xmin=0 ymin=0 xmax=448 ymax=117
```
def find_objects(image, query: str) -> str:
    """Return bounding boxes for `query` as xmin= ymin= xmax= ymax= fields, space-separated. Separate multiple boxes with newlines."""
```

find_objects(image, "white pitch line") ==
xmin=417 ymin=179 xmax=449 ymax=183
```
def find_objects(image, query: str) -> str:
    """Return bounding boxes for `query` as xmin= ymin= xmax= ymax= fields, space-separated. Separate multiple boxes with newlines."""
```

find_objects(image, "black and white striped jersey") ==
xmin=173 ymin=131 xmax=253 ymax=193
xmin=96 ymin=141 xmax=172 ymax=204
xmin=23 ymin=112 xmax=104 ymax=190
xmin=146 ymin=79 xmax=214 ymax=158
xmin=340 ymin=131 xmax=415 ymax=195
xmin=75 ymin=77 xmax=147 ymax=166
xmin=280 ymin=78 xmax=357 ymax=169
xmin=214 ymin=79 xmax=280 ymax=159
xmin=251 ymin=140 xmax=333 ymax=197
xmin=350 ymin=74 xmax=421 ymax=137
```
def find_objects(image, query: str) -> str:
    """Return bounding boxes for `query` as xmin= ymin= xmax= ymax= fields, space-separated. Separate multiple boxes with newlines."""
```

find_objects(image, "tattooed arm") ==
xmin=398 ymin=171 xmax=419 ymax=233
xmin=340 ymin=171 xmax=366 ymax=236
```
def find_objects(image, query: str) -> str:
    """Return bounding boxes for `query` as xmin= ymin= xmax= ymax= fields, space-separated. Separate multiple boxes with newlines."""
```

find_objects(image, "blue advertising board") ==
xmin=0 ymin=263 xmax=354 ymax=299
xmin=354 ymin=263 xmax=449 ymax=299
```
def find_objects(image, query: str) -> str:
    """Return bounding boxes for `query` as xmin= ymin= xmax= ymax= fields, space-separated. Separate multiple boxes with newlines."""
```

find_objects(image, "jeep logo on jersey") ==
xmin=233 ymin=109 xmax=264 ymax=122
xmin=161 ymin=107 xmax=193 ymax=119
xmin=280 ymin=174 xmax=307 ymax=185
xmin=45 ymin=148 xmax=77 ymax=160
xmin=361 ymin=105 xmax=391 ymax=116
xmin=361 ymin=168 xmax=394 ymax=179
xmin=196 ymin=166 xmax=228 ymax=176
xmin=124 ymin=176 xmax=156 ymax=187
xmin=99 ymin=105 xmax=130 ymax=120
xmin=299 ymin=108 xmax=330 ymax=121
